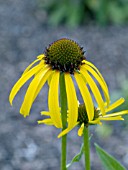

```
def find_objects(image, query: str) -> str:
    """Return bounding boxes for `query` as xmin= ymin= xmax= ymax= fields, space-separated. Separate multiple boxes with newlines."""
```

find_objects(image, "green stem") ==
xmin=60 ymin=73 xmax=67 ymax=170
xmin=84 ymin=127 xmax=90 ymax=170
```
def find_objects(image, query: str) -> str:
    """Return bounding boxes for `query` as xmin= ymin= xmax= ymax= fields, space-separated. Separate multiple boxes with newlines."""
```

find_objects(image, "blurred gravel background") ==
xmin=0 ymin=0 xmax=128 ymax=170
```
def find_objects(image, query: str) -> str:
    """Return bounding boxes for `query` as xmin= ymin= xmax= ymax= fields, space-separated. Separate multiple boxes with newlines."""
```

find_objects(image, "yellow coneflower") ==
xmin=77 ymin=97 xmax=128 ymax=136
xmin=39 ymin=98 xmax=128 ymax=137
xmin=9 ymin=38 xmax=110 ymax=137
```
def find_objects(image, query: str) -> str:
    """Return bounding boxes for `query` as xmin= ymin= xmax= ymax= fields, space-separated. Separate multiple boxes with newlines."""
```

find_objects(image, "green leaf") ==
xmin=108 ymin=2 xmax=125 ymax=24
xmin=48 ymin=4 xmax=66 ymax=26
xmin=95 ymin=143 xmax=126 ymax=170
xmin=66 ymin=1 xmax=84 ymax=27
xmin=66 ymin=143 xmax=84 ymax=168
xmin=66 ymin=134 xmax=93 ymax=168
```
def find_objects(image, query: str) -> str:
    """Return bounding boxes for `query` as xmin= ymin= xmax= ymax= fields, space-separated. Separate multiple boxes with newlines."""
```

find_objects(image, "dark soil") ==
xmin=0 ymin=0 xmax=128 ymax=170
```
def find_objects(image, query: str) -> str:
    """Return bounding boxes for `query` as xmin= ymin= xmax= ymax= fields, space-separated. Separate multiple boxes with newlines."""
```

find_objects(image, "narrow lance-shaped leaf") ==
xmin=66 ymin=135 xmax=93 ymax=168
xmin=66 ymin=143 xmax=84 ymax=168
xmin=95 ymin=143 xmax=126 ymax=170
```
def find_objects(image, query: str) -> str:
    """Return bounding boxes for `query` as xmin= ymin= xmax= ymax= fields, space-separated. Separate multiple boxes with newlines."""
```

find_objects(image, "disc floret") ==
xmin=78 ymin=104 xmax=100 ymax=127
xmin=44 ymin=38 xmax=85 ymax=74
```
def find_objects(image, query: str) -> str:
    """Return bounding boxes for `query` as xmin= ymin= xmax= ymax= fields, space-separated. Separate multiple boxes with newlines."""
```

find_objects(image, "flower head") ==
xmin=9 ymin=38 xmax=110 ymax=137
xmin=39 ymin=98 xmax=128 ymax=137
xmin=77 ymin=97 xmax=128 ymax=136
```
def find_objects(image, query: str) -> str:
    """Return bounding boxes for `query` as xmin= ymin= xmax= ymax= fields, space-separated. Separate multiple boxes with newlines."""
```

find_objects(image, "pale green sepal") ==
xmin=95 ymin=143 xmax=126 ymax=170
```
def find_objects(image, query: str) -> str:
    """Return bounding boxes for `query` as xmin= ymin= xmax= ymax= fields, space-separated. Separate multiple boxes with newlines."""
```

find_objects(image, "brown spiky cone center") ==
xmin=44 ymin=38 xmax=85 ymax=74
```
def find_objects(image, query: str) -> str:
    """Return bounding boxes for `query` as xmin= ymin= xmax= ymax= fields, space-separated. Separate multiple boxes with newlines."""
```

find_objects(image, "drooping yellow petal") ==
xmin=37 ymin=54 xmax=45 ymax=60
xmin=9 ymin=64 xmax=43 ymax=105
xmin=38 ymin=118 xmax=53 ymax=125
xmin=58 ymin=74 xmax=78 ymax=138
xmin=65 ymin=73 xmax=78 ymax=128
xmin=41 ymin=108 xmax=61 ymax=117
xmin=74 ymin=72 xmax=94 ymax=121
xmin=89 ymin=119 xmax=102 ymax=125
xmin=40 ymin=111 xmax=50 ymax=116
xmin=100 ymin=116 xmax=124 ymax=121
xmin=33 ymin=69 xmax=52 ymax=102
xmin=58 ymin=123 xmax=78 ymax=138
xmin=58 ymin=73 xmax=78 ymax=138
xmin=47 ymin=72 xmax=54 ymax=86
xmin=84 ymin=64 xmax=110 ymax=106
xmin=78 ymin=123 xmax=84 ymax=136
xmin=20 ymin=66 xmax=51 ymax=117
xmin=105 ymin=98 xmax=125 ymax=113
xmin=48 ymin=71 xmax=62 ymax=128
xmin=80 ymin=67 xmax=105 ymax=115
xmin=22 ymin=54 xmax=45 ymax=75
xmin=58 ymin=128 xmax=71 ymax=138
xmin=83 ymin=60 xmax=108 ymax=90
xmin=103 ymin=110 xmax=128 ymax=117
